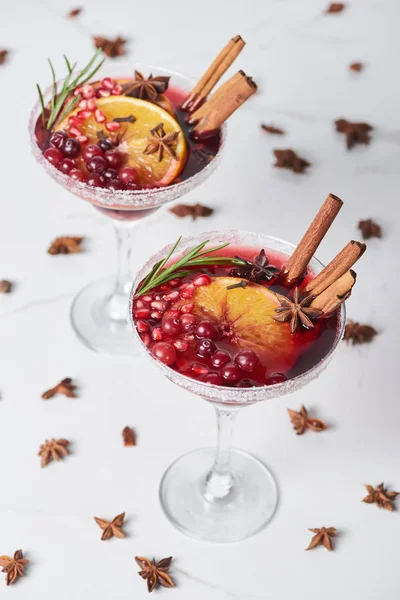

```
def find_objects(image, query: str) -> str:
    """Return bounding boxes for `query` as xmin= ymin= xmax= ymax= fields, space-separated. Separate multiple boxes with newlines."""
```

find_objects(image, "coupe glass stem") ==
xmin=204 ymin=406 xmax=239 ymax=501
xmin=107 ymin=220 xmax=136 ymax=321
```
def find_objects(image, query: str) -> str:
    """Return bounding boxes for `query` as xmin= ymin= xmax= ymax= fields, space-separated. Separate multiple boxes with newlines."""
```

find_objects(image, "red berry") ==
xmin=112 ymin=84 xmax=123 ymax=95
xmin=134 ymin=308 xmax=151 ymax=319
xmin=69 ymin=168 xmax=85 ymax=182
xmin=191 ymin=363 xmax=209 ymax=376
xmin=221 ymin=363 xmax=241 ymax=383
xmin=63 ymin=138 xmax=81 ymax=158
xmin=49 ymin=131 xmax=67 ymax=150
xmin=150 ymin=300 xmax=168 ymax=312
xmin=103 ymin=168 xmax=118 ymax=181
xmin=151 ymin=327 xmax=164 ymax=341
xmin=95 ymin=109 xmax=106 ymax=123
xmin=152 ymin=342 xmax=176 ymax=365
xmin=163 ymin=290 xmax=179 ymax=302
xmin=98 ymin=138 xmax=114 ymax=152
xmin=267 ymin=373 xmax=287 ymax=385
xmin=180 ymin=284 xmax=195 ymax=299
xmin=44 ymin=147 xmax=63 ymax=167
xmin=150 ymin=311 xmax=163 ymax=320
xmin=98 ymin=89 xmax=111 ymax=97
xmin=173 ymin=339 xmax=189 ymax=352
xmin=83 ymin=144 xmax=103 ymax=162
xmin=105 ymin=121 xmax=120 ymax=131
xmin=203 ymin=372 xmax=224 ymax=385
xmin=87 ymin=99 xmax=96 ymax=111
xmin=211 ymin=350 xmax=230 ymax=368
xmin=180 ymin=313 xmax=196 ymax=332
xmin=59 ymin=158 xmax=76 ymax=174
xmin=86 ymin=173 xmax=105 ymax=188
xmin=162 ymin=315 xmax=182 ymax=336
xmin=106 ymin=179 xmax=126 ymax=191
xmin=118 ymin=166 xmax=139 ymax=185
xmin=77 ymin=109 xmax=93 ymax=120
xmin=87 ymin=155 xmax=107 ymax=173
xmin=101 ymin=77 xmax=115 ymax=90
xmin=197 ymin=338 xmax=216 ymax=358
xmin=68 ymin=125 xmax=83 ymax=138
xmin=68 ymin=115 xmax=83 ymax=127
xmin=195 ymin=320 xmax=217 ymax=340
xmin=234 ymin=350 xmax=259 ymax=373
xmin=81 ymin=84 xmax=95 ymax=99
xmin=237 ymin=379 xmax=257 ymax=387
xmin=104 ymin=149 xmax=122 ymax=169
xmin=181 ymin=303 xmax=193 ymax=314
xmin=126 ymin=182 xmax=139 ymax=191
xmin=193 ymin=274 xmax=211 ymax=287
xmin=136 ymin=319 xmax=150 ymax=334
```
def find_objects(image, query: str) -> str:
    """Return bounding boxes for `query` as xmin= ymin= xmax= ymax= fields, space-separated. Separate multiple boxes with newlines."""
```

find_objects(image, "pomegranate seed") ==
xmin=78 ymin=99 xmax=88 ymax=109
xmin=160 ymin=284 xmax=171 ymax=292
xmin=68 ymin=115 xmax=83 ymax=126
xmin=169 ymin=279 xmax=180 ymax=287
xmin=112 ymin=84 xmax=123 ymax=95
xmin=98 ymin=88 xmax=111 ymax=97
xmin=134 ymin=308 xmax=151 ymax=319
xmin=150 ymin=300 xmax=168 ymax=312
xmin=140 ymin=334 xmax=151 ymax=347
xmin=101 ymin=77 xmax=115 ymax=90
xmin=191 ymin=363 xmax=209 ymax=376
xmin=105 ymin=121 xmax=121 ymax=132
xmin=181 ymin=303 xmax=193 ymax=314
xmin=73 ymin=86 xmax=83 ymax=96
xmin=180 ymin=284 xmax=195 ymax=299
xmin=150 ymin=311 xmax=163 ymax=320
xmin=193 ymin=274 xmax=211 ymax=287
xmin=163 ymin=290 xmax=179 ymax=301
xmin=141 ymin=295 xmax=153 ymax=304
xmin=173 ymin=340 xmax=189 ymax=352
xmin=167 ymin=308 xmax=181 ymax=318
xmin=87 ymin=99 xmax=97 ymax=111
xmin=136 ymin=320 xmax=150 ymax=334
xmin=151 ymin=327 xmax=164 ymax=341
xmin=77 ymin=109 xmax=92 ymax=120
xmin=134 ymin=299 xmax=145 ymax=308
xmin=68 ymin=125 xmax=82 ymax=138
xmin=181 ymin=314 xmax=196 ymax=332
xmin=95 ymin=109 xmax=106 ymax=123
xmin=81 ymin=84 xmax=95 ymax=99
xmin=155 ymin=295 xmax=162 ymax=301
xmin=77 ymin=135 xmax=89 ymax=145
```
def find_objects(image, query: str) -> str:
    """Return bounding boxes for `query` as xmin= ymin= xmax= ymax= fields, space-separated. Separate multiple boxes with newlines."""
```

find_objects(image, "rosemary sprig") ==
xmin=36 ymin=49 xmax=105 ymax=130
xmin=135 ymin=238 xmax=246 ymax=297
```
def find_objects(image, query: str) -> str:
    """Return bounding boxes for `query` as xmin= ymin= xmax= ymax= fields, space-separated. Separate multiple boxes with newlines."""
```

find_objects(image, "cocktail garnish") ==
xmin=93 ymin=36 xmax=127 ymax=58
xmin=358 ymin=218 xmax=382 ymax=239
xmin=287 ymin=405 xmax=328 ymax=435
xmin=68 ymin=7 xmax=82 ymax=17
xmin=135 ymin=237 xmax=246 ymax=297
xmin=135 ymin=556 xmax=175 ymax=593
xmin=143 ymin=123 xmax=179 ymax=162
xmin=343 ymin=320 xmax=378 ymax=345
xmin=261 ymin=124 xmax=285 ymax=135
xmin=226 ymin=279 xmax=248 ymax=290
xmin=273 ymin=149 xmax=310 ymax=174
xmin=38 ymin=438 xmax=70 ymax=467
xmin=122 ymin=426 xmax=136 ymax=447
xmin=230 ymin=249 xmax=279 ymax=283
xmin=349 ymin=62 xmax=363 ymax=72
xmin=0 ymin=550 xmax=29 ymax=586
xmin=0 ymin=280 xmax=12 ymax=293
xmin=326 ymin=2 xmax=345 ymax=13
xmin=362 ymin=483 xmax=399 ymax=511
xmin=305 ymin=527 xmax=337 ymax=551
xmin=41 ymin=377 xmax=77 ymax=399
xmin=47 ymin=236 xmax=84 ymax=255
xmin=0 ymin=49 xmax=8 ymax=65
xmin=335 ymin=118 xmax=373 ymax=149
xmin=123 ymin=70 xmax=170 ymax=101
xmin=273 ymin=288 xmax=322 ymax=334
xmin=36 ymin=49 xmax=105 ymax=130
xmin=113 ymin=114 xmax=136 ymax=124
xmin=169 ymin=203 xmax=214 ymax=220
xmin=94 ymin=512 xmax=126 ymax=540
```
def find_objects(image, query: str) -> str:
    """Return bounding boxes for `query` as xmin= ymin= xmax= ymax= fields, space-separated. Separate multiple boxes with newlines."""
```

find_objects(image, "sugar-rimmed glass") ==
xmin=129 ymin=230 xmax=346 ymax=542
xmin=29 ymin=62 xmax=226 ymax=356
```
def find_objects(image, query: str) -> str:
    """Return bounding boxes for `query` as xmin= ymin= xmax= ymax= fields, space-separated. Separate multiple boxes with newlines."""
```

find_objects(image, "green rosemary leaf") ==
xmin=48 ymin=58 xmax=57 ymax=113
xmin=54 ymin=95 xmax=81 ymax=128
xmin=195 ymin=242 xmax=230 ymax=258
xmin=151 ymin=236 xmax=182 ymax=282
xmin=36 ymin=84 xmax=46 ymax=127
xmin=64 ymin=54 xmax=73 ymax=74
xmin=78 ymin=57 xmax=105 ymax=86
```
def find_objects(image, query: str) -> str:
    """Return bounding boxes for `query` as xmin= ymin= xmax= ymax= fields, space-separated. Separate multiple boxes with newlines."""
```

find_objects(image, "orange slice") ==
xmin=56 ymin=96 xmax=187 ymax=187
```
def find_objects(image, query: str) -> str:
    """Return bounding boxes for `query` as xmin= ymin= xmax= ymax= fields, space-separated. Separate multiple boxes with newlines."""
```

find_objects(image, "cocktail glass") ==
xmin=29 ymin=62 xmax=226 ymax=356
xmin=129 ymin=230 xmax=346 ymax=542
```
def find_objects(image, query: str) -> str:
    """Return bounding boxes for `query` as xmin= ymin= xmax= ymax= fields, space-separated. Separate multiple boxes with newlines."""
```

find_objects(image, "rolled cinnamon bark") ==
xmin=188 ymin=71 xmax=245 ymax=125
xmin=310 ymin=270 xmax=356 ymax=313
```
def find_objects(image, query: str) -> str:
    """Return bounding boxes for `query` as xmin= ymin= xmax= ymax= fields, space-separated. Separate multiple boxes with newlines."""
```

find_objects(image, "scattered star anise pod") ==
xmin=0 ymin=50 xmax=8 ymax=65
xmin=326 ymin=2 xmax=345 ymax=13
xmin=350 ymin=62 xmax=363 ymax=72
xmin=123 ymin=71 xmax=170 ymax=101
xmin=261 ymin=124 xmax=285 ymax=135
xmin=192 ymin=148 xmax=214 ymax=164
xmin=68 ymin=7 xmax=82 ymax=17
xmin=273 ymin=288 xmax=322 ymax=333
xmin=287 ymin=405 xmax=328 ymax=435
xmin=169 ymin=203 xmax=214 ymax=220
xmin=363 ymin=483 xmax=399 ymax=511
xmin=306 ymin=527 xmax=336 ymax=551
xmin=122 ymin=426 xmax=136 ymax=446
xmin=47 ymin=236 xmax=83 ymax=255
xmin=38 ymin=438 xmax=70 ymax=467
xmin=0 ymin=550 xmax=29 ymax=586
xmin=230 ymin=249 xmax=279 ymax=283
xmin=143 ymin=123 xmax=179 ymax=162
xmin=0 ymin=280 xmax=12 ymax=293
xmin=135 ymin=556 xmax=174 ymax=593
xmin=358 ymin=219 xmax=381 ymax=240
xmin=343 ymin=320 xmax=377 ymax=345
xmin=94 ymin=512 xmax=126 ymax=540
xmin=335 ymin=119 xmax=373 ymax=149
xmin=93 ymin=36 xmax=127 ymax=58
xmin=273 ymin=149 xmax=310 ymax=174
xmin=42 ymin=378 xmax=77 ymax=400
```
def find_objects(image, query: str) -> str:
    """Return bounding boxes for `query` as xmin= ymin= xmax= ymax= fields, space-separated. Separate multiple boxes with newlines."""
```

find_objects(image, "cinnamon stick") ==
xmin=305 ymin=240 xmax=366 ymax=296
xmin=191 ymin=71 xmax=257 ymax=140
xmin=188 ymin=71 xmax=245 ymax=125
xmin=182 ymin=35 xmax=245 ymax=112
xmin=310 ymin=270 xmax=356 ymax=313
xmin=283 ymin=194 xmax=344 ymax=283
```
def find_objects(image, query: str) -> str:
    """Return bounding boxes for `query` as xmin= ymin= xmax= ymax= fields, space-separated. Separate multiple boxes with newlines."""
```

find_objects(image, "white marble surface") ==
xmin=1 ymin=0 xmax=399 ymax=597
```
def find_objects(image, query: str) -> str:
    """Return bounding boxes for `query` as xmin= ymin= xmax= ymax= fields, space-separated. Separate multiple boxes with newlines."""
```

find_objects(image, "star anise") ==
xmin=287 ymin=405 xmax=328 ymax=435
xmin=349 ymin=62 xmax=363 ymax=72
xmin=230 ymin=249 xmax=279 ymax=283
xmin=143 ymin=123 xmax=179 ymax=162
xmin=123 ymin=71 xmax=170 ymax=101
xmin=93 ymin=36 xmax=127 ymax=58
xmin=0 ymin=280 xmax=12 ymax=293
xmin=0 ymin=50 xmax=8 ymax=66
xmin=0 ymin=550 xmax=29 ymax=586
xmin=273 ymin=149 xmax=310 ymax=173
xmin=47 ymin=236 xmax=83 ymax=255
xmin=38 ymin=438 xmax=70 ymax=467
xmin=358 ymin=218 xmax=381 ymax=240
xmin=326 ymin=3 xmax=345 ymax=13
xmin=273 ymin=288 xmax=322 ymax=333
xmin=135 ymin=556 xmax=174 ymax=593
xmin=261 ymin=124 xmax=285 ymax=135
xmin=169 ymin=203 xmax=214 ymax=220
xmin=122 ymin=426 xmax=136 ymax=446
xmin=94 ymin=512 xmax=126 ymax=540
xmin=363 ymin=483 xmax=399 ymax=511
xmin=42 ymin=378 xmax=77 ymax=400
xmin=68 ymin=7 xmax=82 ymax=17
xmin=343 ymin=320 xmax=377 ymax=345
xmin=335 ymin=119 xmax=373 ymax=149
xmin=306 ymin=527 xmax=337 ymax=551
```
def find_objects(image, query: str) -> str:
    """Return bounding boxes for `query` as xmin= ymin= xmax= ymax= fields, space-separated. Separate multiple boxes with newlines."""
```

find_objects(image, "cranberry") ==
xmin=98 ymin=138 xmax=114 ymax=153
xmin=203 ymin=372 xmax=224 ymax=385
xmin=104 ymin=149 xmax=122 ymax=169
xmin=180 ymin=313 xmax=196 ymax=332
xmin=221 ymin=363 xmax=241 ymax=383
xmin=86 ymin=173 xmax=105 ymax=188
xmin=49 ymin=131 xmax=67 ymax=150
xmin=234 ymin=350 xmax=259 ymax=373
xmin=211 ymin=350 xmax=230 ymax=368
xmin=106 ymin=179 xmax=126 ymax=191
xmin=152 ymin=342 xmax=176 ymax=365
xmin=118 ymin=166 xmax=139 ymax=185
xmin=103 ymin=168 xmax=118 ymax=181
xmin=87 ymin=155 xmax=107 ymax=174
xmin=267 ymin=373 xmax=287 ymax=385
xmin=69 ymin=168 xmax=85 ymax=182
xmin=44 ymin=147 xmax=63 ymax=167
xmin=82 ymin=144 xmax=103 ymax=162
xmin=126 ymin=182 xmax=139 ymax=191
xmin=58 ymin=158 xmax=76 ymax=174
xmin=237 ymin=378 xmax=257 ymax=387
xmin=63 ymin=137 xmax=81 ymax=158
xmin=195 ymin=320 xmax=217 ymax=340
xmin=162 ymin=315 xmax=182 ymax=336
xmin=197 ymin=338 xmax=216 ymax=358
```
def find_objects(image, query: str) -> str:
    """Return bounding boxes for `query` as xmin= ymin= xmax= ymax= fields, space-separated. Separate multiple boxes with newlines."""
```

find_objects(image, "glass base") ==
xmin=70 ymin=276 xmax=137 ymax=356
xmin=159 ymin=447 xmax=278 ymax=543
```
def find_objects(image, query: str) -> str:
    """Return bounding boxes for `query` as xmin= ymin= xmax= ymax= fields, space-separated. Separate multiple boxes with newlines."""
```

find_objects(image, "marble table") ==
xmin=0 ymin=0 xmax=399 ymax=598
